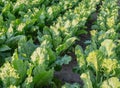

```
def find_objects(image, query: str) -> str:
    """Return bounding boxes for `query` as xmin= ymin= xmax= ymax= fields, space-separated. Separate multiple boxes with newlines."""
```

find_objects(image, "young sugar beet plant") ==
xmin=75 ymin=0 xmax=120 ymax=88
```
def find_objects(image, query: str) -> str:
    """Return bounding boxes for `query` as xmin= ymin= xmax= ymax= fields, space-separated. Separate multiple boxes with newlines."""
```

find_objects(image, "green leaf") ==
xmin=55 ymin=55 xmax=72 ymax=66
xmin=47 ymin=47 xmax=56 ymax=65
xmin=2 ymin=3 xmax=11 ymax=14
xmin=22 ymin=76 xmax=34 ymax=88
xmin=0 ymin=35 xmax=6 ymax=45
xmin=5 ymin=35 xmax=26 ymax=48
xmin=31 ymin=47 xmax=45 ymax=65
xmin=81 ymin=71 xmax=93 ymax=88
xmin=7 ymin=23 xmax=14 ymax=38
xmin=100 ymin=39 xmax=116 ymax=57
xmin=0 ymin=62 xmax=19 ymax=87
xmin=8 ymin=85 xmax=20 ymax=88
xmin=76 ymin=29 xmax=88 ymax=35
xmin=101 ymin=58 xmax=118 ymax=75
xmin=12 ymin=52 xmax=28 ymax=84
xmin=31 ymin=36 xmax=56 ymax=65
xmin=56 ymin=37 xmax=77 ymax=54
xmin=18 ymin=38 xmax=36 ymax=60
xmin=31 ymin=45 xmax=55 ymax=66
xmin=62 ymin=83 xmax=81 ymax=88
xmin=100 ymin=77 xmax=120 ymax=88
xmin=33 ymin=65 xmax=54 ymax=87
xmin=86 ymin=51 xmax=103 ymax=72
xmin=75 ymin=45 xmax=86 ymax=70
xmin=0 ymin=45 xmax=11 ymax=52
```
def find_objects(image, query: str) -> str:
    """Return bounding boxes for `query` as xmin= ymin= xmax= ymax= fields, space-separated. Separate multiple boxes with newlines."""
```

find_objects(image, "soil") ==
xmin=54 ymin=52 xmax=83 ymax=83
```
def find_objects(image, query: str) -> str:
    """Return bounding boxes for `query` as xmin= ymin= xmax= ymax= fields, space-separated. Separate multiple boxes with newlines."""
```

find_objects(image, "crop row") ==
xmin=0 ymin=0 xmax=80 ymax=60
xmin=75 ymin=0 xmax=120 ymax=88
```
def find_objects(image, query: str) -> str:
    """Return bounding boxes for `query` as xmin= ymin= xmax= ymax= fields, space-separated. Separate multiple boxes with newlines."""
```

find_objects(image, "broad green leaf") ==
xmin=62 ymin=83 xmax=81 ymax=88
xmin=81 ymin=71 xmax=93 ymax=88
xmin=53 ymin=36 xmax=62 ymax=49
xmin=55 ymin=55 xmax=72 ymax=66
xmin=5 ymin=35 xmax=26 ymax=48
xmin=46 ymin=47 xmax=56 ymax=64
xmin=0 ymin=35 xmax=6 ymax=45
xmin=33 ymin=65 xmax=54 ymax=87
xmin=56 ymin=37 xmax=77 ymax=54
xmin=0 ymin=45 xmax=11 ymax=52
xmin=12 ymin=50 xmax=28 ymax=84
xmin=18 ymin=39 xmax=36 ymax=60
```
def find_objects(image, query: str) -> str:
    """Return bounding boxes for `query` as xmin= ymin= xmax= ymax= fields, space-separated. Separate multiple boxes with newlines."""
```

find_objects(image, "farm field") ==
xmin=0 ymin=0 xmax=120 ymax=88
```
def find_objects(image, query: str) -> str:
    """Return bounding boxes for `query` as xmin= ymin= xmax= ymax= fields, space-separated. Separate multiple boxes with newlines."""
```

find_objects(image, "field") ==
xmin=0 ymin=0 xmax=120 ymax=88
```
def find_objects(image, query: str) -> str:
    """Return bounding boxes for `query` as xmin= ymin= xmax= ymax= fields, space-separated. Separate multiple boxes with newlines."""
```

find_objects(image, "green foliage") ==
xmin=0 ymin=0 xmax=119 ymax=87
xmin=33 ymin=65 xmax=54 ymax=87
xmin=62 ymin=83 xmax=81 ymax=88
xmin=100 ymin=77 xmax=120 ymax=88
xmin=55 ymin=55 xmax=72 ymax=66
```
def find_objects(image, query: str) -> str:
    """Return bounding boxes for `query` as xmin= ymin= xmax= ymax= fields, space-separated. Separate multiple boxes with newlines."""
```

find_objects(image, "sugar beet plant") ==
xmin=75 ymin=0 xmax=120 ymax=88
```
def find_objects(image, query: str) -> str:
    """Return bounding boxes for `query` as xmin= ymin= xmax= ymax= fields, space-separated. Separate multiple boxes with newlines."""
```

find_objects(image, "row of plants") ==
xmin=75 ymin=0 xmax=120 ymax=87
xmin=0 ymin=0 xmax=101 ymax=87
xmin=0 ymin=0 xmax=80 ymax=62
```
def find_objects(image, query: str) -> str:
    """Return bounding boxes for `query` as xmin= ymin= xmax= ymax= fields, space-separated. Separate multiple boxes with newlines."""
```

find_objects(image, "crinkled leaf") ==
xmin=86 ymin=51 xmax=103 ymax=72
xmin=75 ymin=45 xmax=86 ymax=70
xmin=101 ymin=58 xmax=118 ymax=75
xmin=31 ymin=47 xmax=45 ymax=65
xmin=100 ymin=39 xmax=116 ymax=57
xmin=22 ymin=76 xmax=34 ymax=88
xmin=31 ymin=46 xmax=55 ymax=65
xmin=0 ymin=62 xmax=19 ymax=87
xmin=100 ymin=77 xmax=120 ymax=88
